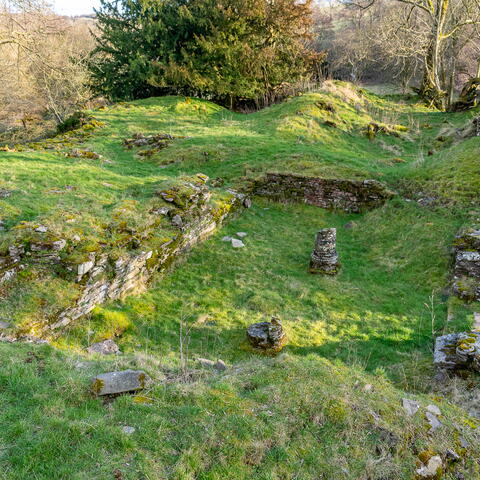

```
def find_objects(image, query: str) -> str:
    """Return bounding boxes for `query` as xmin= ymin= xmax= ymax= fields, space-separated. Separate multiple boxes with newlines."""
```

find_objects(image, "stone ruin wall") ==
xmin=0 ymin=177 xmax=248 ymax=333
xmin=254 ymin=173 xmax=394 ymax=213
xmin=453 ymin=227 xmax=480 ymax=302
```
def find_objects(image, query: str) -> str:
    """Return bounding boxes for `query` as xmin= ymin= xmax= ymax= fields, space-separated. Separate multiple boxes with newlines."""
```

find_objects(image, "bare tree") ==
xmin=342 ymin=0 xmax=480 ymax=108
xmin=0 ymin=0 xmax=95 ymax=136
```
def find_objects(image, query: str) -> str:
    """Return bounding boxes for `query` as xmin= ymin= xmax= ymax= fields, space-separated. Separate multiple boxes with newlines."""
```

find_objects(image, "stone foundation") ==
xmin=0 ymin=175 xmax=248 ymax=332
xmin=254 ymin=173 xmax=393 ymax=213
xmin=452 ymin=227 xmax=480 ymax=301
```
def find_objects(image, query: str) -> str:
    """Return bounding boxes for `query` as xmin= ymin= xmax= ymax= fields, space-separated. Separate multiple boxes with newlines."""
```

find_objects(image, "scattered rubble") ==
xmin=67 ymin=149 xmax=101 ymax=160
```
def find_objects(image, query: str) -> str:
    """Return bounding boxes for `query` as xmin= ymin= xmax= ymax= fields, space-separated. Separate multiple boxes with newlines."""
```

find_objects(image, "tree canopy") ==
xmin=90 ymin=0 xmax=317 ymax=108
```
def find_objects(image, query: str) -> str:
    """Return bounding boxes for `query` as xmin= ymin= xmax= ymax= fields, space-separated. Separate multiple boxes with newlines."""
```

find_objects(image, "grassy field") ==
xmin=1 ymin=81 xmax=480 ymax=479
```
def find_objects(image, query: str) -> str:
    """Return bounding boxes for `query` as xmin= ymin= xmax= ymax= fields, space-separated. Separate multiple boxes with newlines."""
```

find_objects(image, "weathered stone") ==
xmin=222 ymin=236 xmax=232 ymax=242
xmin=52 ymin=239 xmax=67 ymax=251
xmin=434 ymin=331 xmax=480 ymax=372
xmin=427 ymin=404 xmax=441 ymax=416
xmin=87 ymin=339 xmax=120 ymax=355
xmin=416 ymin=456 xmax=443 ymax=478
xmin=426 ymin=412 xmax=443 ymax=432
xmin=309 ymin=228 xmax=340 ymax=275
xmin=247 ymin=317 xmax=287 ymax=352
xmin=0 ymin=321 xmax=11 ymax=330
xmin=243 ymin=197 xmax=252 ymax=209
xmin=35 ymin=225 xmax=48 ymax=233
xmin=214 ymin=360 xmax=227 ymax=371
xmin=254 ymin=173 xmax=393 ymax=213
xmin=402 ymin=398 xmax=420 ymax=416
xmin=51 ymin=180 xmax=246 ymax=330
xmin=77 ymin=259 xmax=95 ymax=278
xmin=445 ymin=449 xmax=460 ymax=462
xmin=231 ymin=239 xmax=245 ymax=248
xmin=453 ymin=228 xmax=480 ymax=301
xmin=197 ymin=358 xmax=216 ymax=368
xmin=236 ymin=232 xmax=247 ymax=238
xmin=0 ymin=188 xmax=12 ymax=199
xmin=171 ymin=214 xmax=183 ymax=228
xmin=91 ymin=370 xmax=151 ymax=396
xmin=151 ymin=207 xmax=170 ymax=216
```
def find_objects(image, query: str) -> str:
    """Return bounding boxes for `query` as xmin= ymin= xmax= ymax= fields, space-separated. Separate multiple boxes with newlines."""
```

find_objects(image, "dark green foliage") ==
xmin=90 ymin=0 xmax=317 ymax=107
xmin=56 ymin=112 xmax=91 ymax=134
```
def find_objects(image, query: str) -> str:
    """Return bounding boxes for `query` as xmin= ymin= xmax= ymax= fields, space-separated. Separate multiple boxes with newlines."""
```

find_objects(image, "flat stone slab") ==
xmin=231 ymin=239 xmax=245 ymax=248
xmin=91 ymin=370 xmax=151 ymax=396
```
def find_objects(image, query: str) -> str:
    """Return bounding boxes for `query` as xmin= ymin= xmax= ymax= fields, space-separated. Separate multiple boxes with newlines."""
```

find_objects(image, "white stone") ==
xmin=52 ymin=239 xmax=67 ymax=251
xmin=236 ymin=232 xmax=248 ymax=238
xmin=0 ymin=321 xmax=11 ymax=329
xmin=222 ymin=236 xmax=232 ymax=242
xmin=402 ymin=398 xmax=420 ymax=416
xmin=427 ymin=404 xmax=441 ymax=416
xmin=231 ymin=239 xmax=245 ymax=248
xmin=416 ymin=456 xmax=443 ymax=478
xmin=35 ymin=225 xmax=48 ymax=233
xmin=122 ymin=426 xmax=136 ymax=435
xmin=78 ymin=260 xmax=95 ymax=277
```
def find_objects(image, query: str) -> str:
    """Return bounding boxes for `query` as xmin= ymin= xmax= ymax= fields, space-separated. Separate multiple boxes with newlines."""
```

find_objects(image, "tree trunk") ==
xmin=417 ymin=0 xmax=449 ymax=110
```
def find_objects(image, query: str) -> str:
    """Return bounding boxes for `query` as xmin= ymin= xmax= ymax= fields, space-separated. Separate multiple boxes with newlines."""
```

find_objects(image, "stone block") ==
xmin=91 ymin=370 xmax=151 ymax=396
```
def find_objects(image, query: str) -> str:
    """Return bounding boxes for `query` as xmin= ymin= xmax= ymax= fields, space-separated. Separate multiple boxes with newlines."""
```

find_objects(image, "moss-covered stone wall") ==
xmin=254 ymin=173 xmax=394 ymax=213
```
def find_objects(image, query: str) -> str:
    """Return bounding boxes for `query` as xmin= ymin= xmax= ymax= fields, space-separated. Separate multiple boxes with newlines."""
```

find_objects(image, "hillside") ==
xmin=0 ymin=81 xmax=480 ymax=479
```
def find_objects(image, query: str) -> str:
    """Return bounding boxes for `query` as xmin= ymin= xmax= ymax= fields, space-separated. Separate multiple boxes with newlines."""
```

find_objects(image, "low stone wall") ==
xmin=52 ymin=193 xmax=242 ymax=330
xmin=0 ymin=175 xmax=248 ymax=332
xmin=254 ymin=173 xmax=393 ymax=213
xmin=453 ymin=227 xmax=480 ymax=301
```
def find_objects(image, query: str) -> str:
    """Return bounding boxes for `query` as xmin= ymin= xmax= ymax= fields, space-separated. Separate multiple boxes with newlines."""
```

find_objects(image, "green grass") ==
xmin=1 ymin=342 xmax=479 ymax=480
xmin=60 ymin=198 xmax=473 ymax=383
xmin=1 ymin=81 xmax=480 ymax=478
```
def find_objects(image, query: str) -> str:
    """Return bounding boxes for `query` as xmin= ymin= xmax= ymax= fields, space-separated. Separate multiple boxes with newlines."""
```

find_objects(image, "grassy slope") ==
xmin=1 ymin=81 xmax=480 ymax=478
